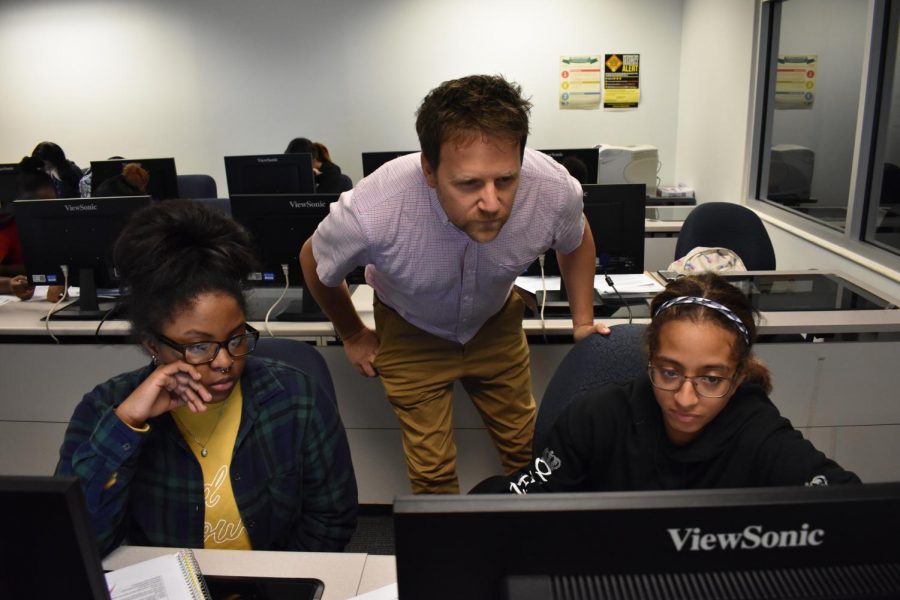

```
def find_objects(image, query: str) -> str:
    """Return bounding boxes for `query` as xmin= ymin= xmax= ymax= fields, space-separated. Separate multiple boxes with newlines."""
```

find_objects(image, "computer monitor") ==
xmin=394 ymin=483 xmax=900 ymax=600
xmin=14 ymin=195 xmax=152 ymax=319
xmin=230 ymin=193 xmax=339 ymax=321
xmin=767 ymin=144 xmax=815 ymax=204
xmin=361 ymin=151 xmax=417 ymax=177
xmin=538 ymin=148 xmax=599 ymax=184
xmin=225 ymin=154 xmax=315 ymax=196
xmin=526 ymin=183 xmax=645 ymax=278
xmin=0 ymin=162 xmax=20 ymax=206
xmin=0 ymin=475 xmax=110 ymax=599
xmin=90 ymin=158 xmax=178 ymax=201
xmin=597 ymin=144 xmax=659 ymax=196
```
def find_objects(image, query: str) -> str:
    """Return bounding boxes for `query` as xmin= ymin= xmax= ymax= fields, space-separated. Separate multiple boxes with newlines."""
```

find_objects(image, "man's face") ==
xmin=422 ymin=132 xmax=521 ymax=243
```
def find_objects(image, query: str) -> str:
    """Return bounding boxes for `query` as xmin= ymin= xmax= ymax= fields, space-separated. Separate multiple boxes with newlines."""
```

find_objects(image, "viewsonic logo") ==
xmin=256 ymin=157 xmax=279 ymax=163
xmin=64 ymin=203 xmax=98 ymax=212
xmin=288 ymin=201 xmax=326 ymax=209
xmin=668 ymin=523 xmax=824 ymax=551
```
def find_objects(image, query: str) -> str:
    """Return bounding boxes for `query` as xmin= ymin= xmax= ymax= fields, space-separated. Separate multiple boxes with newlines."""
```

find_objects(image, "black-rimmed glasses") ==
xmin=647 ymin=364 xmax=737 ymax=399
xmin=155 ymin=324 xmax=259 ymax=365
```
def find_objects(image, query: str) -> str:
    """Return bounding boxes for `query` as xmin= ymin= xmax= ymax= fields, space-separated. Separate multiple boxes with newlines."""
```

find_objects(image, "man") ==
xmin=300 ymin=74 xmax=608 ymax=494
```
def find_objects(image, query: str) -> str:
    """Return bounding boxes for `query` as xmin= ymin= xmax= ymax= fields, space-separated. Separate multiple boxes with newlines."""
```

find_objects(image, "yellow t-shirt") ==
xmin=173 ymin=383 xmax=252 ymax=550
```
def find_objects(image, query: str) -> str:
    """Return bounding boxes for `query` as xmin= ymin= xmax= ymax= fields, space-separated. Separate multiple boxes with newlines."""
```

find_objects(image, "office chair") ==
xmin=254 ymin=338 xmax=338 ymax=409
xmin=177 ymin=174 xmax=218 ymax=199
xmin=534 ymin=324 xmax=647 ymax=452
xmin=338 ymin=173 xmax=353 ymax=192
xmin=674 ymin=202 xmax=776 ymax=270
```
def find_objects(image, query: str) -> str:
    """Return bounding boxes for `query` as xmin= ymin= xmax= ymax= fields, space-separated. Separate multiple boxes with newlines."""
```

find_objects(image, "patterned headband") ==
xmin=654 ymin=296 xmax=751 ymax=346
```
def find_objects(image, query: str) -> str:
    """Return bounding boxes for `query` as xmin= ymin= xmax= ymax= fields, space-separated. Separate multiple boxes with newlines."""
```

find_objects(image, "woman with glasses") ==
xmin=57 ymin=200 xmax=357 ymax=554
xmin=499 ymin=272 xmax=859 ymax=495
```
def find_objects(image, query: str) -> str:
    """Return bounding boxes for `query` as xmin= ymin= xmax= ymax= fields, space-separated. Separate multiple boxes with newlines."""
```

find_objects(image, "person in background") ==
xmin=300 ymin=74 xmax=607 ymax=494
xmin=485 ymin=272 xmax=861 ymax=495
xmin=57 ymin=200 xmax=358 ymax=554
xmin=0 ymin=156 xmax=55 ymax=277
xmin=561 ymin=155 xmax=589 ymax=184
xmin=285 ymin=137 xmax=346 ymax=193
xmin=0 ymin=275 xmax=33 ymax=299
xmin=92 ymin=162 xmax=150 ymax=197
xmin=31 ymin=141 xmax=84 ymax=199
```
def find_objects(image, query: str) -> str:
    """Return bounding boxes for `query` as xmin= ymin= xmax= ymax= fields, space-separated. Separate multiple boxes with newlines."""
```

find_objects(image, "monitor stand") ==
xmin=246 ymin=287 xmax=327 ymax=322
xmin=44 ymin=268 xmax=122 ymax=321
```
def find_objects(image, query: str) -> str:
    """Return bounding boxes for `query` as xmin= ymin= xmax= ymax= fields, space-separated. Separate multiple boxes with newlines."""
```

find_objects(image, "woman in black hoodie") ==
xmin=501 ymin=272 xmax=860 ymax=495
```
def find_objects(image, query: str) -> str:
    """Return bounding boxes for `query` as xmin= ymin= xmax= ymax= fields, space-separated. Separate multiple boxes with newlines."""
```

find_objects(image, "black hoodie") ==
xmin=508 ymin=376 xmax=860 ymax=495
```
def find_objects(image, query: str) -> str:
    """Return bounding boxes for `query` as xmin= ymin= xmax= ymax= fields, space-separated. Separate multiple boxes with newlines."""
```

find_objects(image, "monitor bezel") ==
xmin=225 ymin=154 xmax=316 ymax=197
xmin=90 ymin=157 xmax=178 ymax=201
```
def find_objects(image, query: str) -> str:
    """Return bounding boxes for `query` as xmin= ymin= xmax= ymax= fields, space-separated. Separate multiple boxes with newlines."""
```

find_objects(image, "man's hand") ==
xmin=342 ymin=327 xmax=380 ymax=377
xmin=574 ymin=321 xmax=610 ymax=341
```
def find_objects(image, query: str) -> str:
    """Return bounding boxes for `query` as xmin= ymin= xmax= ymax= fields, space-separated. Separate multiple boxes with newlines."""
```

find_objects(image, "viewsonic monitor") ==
xmin=90 ymin=157 xmax=178 ymax=201
xmin=0 ymin=162 xmax=20 ymax=206
xmin=231 ymin=193 xmax=339 ymax=321
xmin=394 ymin=483 xmax=900 ymax=600
xmin=526 ymin=183 xmax=645 ymax=279
xmin=0 ymin=476 xmax=110 ymax=600
xmin=538 ymin=148 xmax=599 ymax=184
xmin=14 ymin=195 xmax=151 ymax=319
xmin=225 ymin=154 xmax=315 ymax=196
xmin=361 ymin=151 xmax=417 ymax=177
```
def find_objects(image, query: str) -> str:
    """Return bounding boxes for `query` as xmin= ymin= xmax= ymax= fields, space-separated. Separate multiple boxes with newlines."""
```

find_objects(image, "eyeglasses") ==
xmin=155 ymin=324 xmax=259 ymax=365
xmin=647 ymin=364 xmax=736 ymax=399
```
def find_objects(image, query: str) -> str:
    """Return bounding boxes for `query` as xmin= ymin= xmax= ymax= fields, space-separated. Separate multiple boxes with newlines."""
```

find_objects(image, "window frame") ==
xmin=747 ymin=0 xmax=900 ymax=278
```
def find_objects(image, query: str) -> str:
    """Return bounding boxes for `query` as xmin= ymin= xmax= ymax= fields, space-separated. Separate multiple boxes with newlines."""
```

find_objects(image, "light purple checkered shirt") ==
xmin=313 ymin=148 xmax=584 ymax=343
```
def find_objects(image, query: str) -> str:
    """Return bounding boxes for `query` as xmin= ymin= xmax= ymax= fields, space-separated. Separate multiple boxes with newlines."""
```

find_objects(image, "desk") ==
xmin=102 ymin=546 xmax=397 ymax=600
xmin=2 ymin=271 xmax=900 ymax=499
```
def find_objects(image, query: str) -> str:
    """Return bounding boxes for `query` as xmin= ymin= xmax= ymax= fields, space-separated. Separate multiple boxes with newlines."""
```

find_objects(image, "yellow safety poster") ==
xmin=604 ymin=53 xmax=640 ymax=108
xmin=775 ymin=54 xmax=817 ymax=109
xmin=559 ymin=55 xmax=602 ymax=110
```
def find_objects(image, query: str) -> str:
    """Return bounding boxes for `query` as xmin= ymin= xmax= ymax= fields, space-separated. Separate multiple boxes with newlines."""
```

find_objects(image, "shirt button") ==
xmin=233 ymin=472 xmax=241 ymax=481
xmin=122 ymin=443 xmax=131 ymax=451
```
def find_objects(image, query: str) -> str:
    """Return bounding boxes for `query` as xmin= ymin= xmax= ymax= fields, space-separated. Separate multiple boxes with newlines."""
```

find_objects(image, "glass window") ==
xmin=760 ymin=0 xmax=869 ymax=231
xmin=866 ymin=1 xmax=900 ymax=254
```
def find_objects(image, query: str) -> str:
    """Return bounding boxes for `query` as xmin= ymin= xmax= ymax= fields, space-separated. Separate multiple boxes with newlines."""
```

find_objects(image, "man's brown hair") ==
xmin=415 ymin=74 xmax=532 ymax=171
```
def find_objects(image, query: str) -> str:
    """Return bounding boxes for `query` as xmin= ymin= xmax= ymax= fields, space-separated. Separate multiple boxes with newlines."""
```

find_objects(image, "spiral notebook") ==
xmin=106 ymin=548 xmax=211 ymax=600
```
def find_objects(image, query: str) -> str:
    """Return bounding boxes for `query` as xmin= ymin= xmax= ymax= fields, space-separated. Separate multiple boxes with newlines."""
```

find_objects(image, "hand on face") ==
xmin=116 ymin=361 xmax=212 ymax=428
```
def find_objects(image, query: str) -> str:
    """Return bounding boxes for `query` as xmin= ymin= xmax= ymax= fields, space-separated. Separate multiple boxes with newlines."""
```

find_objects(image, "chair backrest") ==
xmin=177 ymin=174 xmax=218 ymax=199
xmin=338 ymin=173 xmax=353 ymax=192
xmin=674 ymin=202 xmax=776 ymax=270
xmin=253 ymin=338 xmax=337 ymax=408
xmin=534 ymin=324 xmax=647 ymax=451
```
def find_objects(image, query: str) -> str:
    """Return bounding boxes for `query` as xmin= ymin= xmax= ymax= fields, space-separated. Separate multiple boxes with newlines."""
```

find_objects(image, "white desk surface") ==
xmin=2 ymin=270 xmax=899 ymax=338
xmin=103 ymin=546 xmax=397 ymax=600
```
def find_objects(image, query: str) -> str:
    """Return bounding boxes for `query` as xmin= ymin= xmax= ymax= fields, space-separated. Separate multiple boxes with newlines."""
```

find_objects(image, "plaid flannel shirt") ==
xmin=57 ymin=356 xmax=358 ymax=555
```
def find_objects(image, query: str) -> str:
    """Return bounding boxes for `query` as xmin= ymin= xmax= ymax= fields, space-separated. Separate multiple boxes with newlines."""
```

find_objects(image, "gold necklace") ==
xmin=173 ymin=402 xmax=227 ymax=458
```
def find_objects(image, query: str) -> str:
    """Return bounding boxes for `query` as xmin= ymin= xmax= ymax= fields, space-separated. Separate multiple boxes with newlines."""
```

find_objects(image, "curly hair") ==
xmin=113 ymin=200 xmax=258 ymax=340
xmin=646 ymin=272 xmax=772 ymax=393
xmin=415 ymin=74 xmax=532 ymax=171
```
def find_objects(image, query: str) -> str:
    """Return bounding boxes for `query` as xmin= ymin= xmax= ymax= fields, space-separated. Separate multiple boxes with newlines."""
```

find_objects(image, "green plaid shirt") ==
xmin=57 ymin=356 xmax=358 ymax=555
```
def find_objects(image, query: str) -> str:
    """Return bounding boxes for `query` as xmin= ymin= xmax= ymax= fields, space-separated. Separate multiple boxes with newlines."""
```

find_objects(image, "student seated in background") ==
xmin=484 ymin=272 xmax=861 ymax=494
xmin=31 ymin=141 xmax=84 ymax=199
xmin=285 ymin=136 xmax=346 ymax=193
xmin=0 ymin=156 xmax=57 ymax=277
xmin=57 ymin=200 xmax=358 ymax=555
xmin=92 ymin=162 xmax=150 ymax=197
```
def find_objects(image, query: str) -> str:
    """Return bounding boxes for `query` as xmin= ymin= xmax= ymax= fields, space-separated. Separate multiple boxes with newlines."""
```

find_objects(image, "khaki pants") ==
xmin=373 ymin=293 xmax=535 ymax=494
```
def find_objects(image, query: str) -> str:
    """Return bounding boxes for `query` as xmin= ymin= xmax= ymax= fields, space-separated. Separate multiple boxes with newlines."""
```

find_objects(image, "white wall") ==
xmin=0 ymin=0 xmax=684 ymax=193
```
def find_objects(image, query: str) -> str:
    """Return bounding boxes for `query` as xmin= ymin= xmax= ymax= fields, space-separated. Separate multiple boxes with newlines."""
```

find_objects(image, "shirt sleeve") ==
xmin=754 ymin=426 xmax=863 ymax=487
xmin=550 ymin=175 xmax=585 ymax=255
xmin=56 ymin=380 xmax=149 ymax=554
xmin=312 ymin=193 xmax=371 ymax=287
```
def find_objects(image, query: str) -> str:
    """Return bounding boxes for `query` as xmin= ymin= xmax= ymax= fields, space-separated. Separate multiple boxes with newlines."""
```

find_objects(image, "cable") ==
xmin=93 ymin=306 xmax=117 ymax=338
xmin=264 ymin=264 xmax=291 ymax=337
xmin=45 ymin=265 xmax=70 ymax=344
xmin=604 ymin=270 xmax=633 ymax=324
